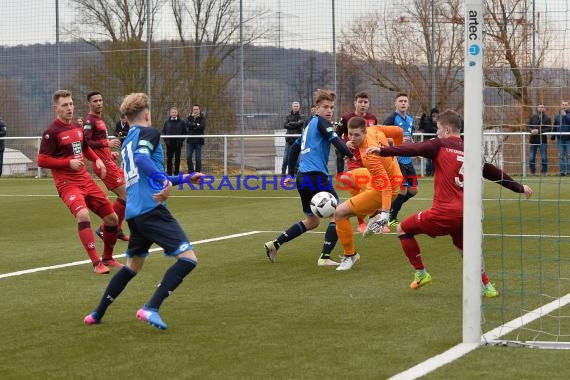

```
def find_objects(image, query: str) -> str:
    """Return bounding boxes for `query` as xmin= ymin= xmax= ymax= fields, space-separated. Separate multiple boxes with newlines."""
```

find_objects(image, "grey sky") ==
xmin=1 ymin=0 xmax=567 ymax=53
xmin=0 ymin=0 xmax=389 ymax=49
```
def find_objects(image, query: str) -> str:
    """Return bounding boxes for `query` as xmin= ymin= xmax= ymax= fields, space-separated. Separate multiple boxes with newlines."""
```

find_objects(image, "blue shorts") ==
xmin=398 ymin=162 xmax=419 ymax=189
xmin=296 ymin=172 xmax=339 ymax=216
xmin=125 ymin=205 xmax=192 ymax=257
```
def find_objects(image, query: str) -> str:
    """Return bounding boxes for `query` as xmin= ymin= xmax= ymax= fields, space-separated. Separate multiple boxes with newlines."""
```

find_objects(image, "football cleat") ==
xmin=117 ymin=230 xmax=129 ymax=241
xmin=482 ymin=283 xmax=499 ymax=298
xmin=136 ymin=307 xmax=167 ymax=330
xmin=317 ymin=258 xmax=340 ymax=266
xmin=264 ymin=240 xmax=279 ymax=263
xmin=102 ymin=258 xmax=124 ymax=269
xmin=93 ymin=262 xmax=110 ymax=274
xmin=336 ymin=253 xmax=360 ymax=271
xmin=84 ymin=311 xmax=101 ymax=325
xmin=410 ymin=270 xmax=432 ymax=289
xmin=387 ymin=219 xmax=400 ymax=228
xmin=95 ymin=227 xmax=104 ymax=240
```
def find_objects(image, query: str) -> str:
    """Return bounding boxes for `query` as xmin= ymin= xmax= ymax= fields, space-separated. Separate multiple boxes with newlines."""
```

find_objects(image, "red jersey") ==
xmin=84 ymin=113 xmax=114 ymax=163
xmin=37 ymin=119 xmax=100 ymax=188
xmin=338 ymin=111 xmax=378 ymax=170
xmin=381 ymin=137 xmax=464 ymax=212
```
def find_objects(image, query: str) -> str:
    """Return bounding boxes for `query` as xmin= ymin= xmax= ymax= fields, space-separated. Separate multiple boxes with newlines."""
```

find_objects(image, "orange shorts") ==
xmin=347 ymin=189 xmax=384 ymax=218
xmin=58 ymin=180 xmax=115 ymax=218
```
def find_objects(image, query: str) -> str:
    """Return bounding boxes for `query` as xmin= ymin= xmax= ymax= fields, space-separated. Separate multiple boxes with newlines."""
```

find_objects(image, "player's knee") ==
xmin=75 ymin=208 xmax=90 ymax=223
xmin=179 ymin=250 xmax=197 ymax=263
xmin=304 ymin=216 xmax=320 ymax=230
xmin=396 ymin=224 xmax=406 ymax=236
xmin=102 ymin=212 xmax=119 ymax=226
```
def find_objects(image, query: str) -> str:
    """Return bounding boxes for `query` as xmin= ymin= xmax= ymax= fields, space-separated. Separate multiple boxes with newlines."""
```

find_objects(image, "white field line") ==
xmin=388 ymin=343 xmax=480 ymax=380
xmin=482 ymin=293 xmax=570 ymax=342
xmin=389 ymin=294 xmax=570 ymax=379
xmin=0 ymin=231 xmax=262 ymax=279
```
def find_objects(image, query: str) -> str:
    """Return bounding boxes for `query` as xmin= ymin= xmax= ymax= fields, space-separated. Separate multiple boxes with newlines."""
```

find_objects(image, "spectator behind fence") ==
xmin=281 ymin=101 xmax=305 ymax=176
xmin=551 ymin=100 xmax=570 ymax=176
xmin=527 ymin=104 xmax=551 ymax=176
xmin=419 ymin=107 xmax=439 ymax=176
xmin=163 ymin=107 xmax=187 ymax=176
xmin=186 ymin=104 xmax=206 ymax=173
xmin=114 ymin=113 xmax=130 ymax=146
xmin=0 ymin=116 xmax=6 ymax=176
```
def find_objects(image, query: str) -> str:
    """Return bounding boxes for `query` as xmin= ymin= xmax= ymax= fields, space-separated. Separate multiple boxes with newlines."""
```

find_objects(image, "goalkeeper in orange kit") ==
xmin=334 ymin=116 xmax=404 ymax=271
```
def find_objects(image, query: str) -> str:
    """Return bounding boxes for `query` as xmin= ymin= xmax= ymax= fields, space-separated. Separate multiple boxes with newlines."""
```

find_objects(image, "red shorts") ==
xmin=400 ymin=209 xmax=463 ymax=250
xmin=92 ymin=159 xmax=125 ymax=191
xmin=58 ymin=180 xmax=115 ymax=218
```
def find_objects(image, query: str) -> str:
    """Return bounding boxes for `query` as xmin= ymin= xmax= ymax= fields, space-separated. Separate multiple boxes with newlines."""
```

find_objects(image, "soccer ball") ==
xmin=310 ymin=191 xmax=337 ymax=218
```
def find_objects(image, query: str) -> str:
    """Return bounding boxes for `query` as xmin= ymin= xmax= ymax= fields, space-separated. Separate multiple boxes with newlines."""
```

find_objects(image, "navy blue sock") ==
xmin=404 ymin=192 xmax=416 ymax=202
xmin=390 ymin=194 xmax=407 ymax=221
xmin=276 ymin=221 xmax=307 ymax=245
xmin=94 ymin=266 xmax=137 ymax=318
xmin=320 ymin=222 xmax=337 ymax=259
xmin=146 ymin=258 xmax=197 ymax=310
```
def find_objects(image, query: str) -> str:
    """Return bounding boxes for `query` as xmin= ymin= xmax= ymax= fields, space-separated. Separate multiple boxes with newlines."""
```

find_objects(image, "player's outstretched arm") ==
xmin=482 ymin=162 xmax=533 ymax=199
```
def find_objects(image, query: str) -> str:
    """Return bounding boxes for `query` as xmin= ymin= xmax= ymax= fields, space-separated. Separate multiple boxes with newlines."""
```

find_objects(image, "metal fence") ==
xmin=2 ymin=131 xmax=563 ymax=179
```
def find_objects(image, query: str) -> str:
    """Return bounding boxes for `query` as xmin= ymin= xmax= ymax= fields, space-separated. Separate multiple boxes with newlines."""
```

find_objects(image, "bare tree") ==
xmin=68 ymin=0 xmax=166 ymax=43
xmin=171 ymin=0 xmax=269 ymax=69
xmin=340 ymin=0 xmax=464 ymax=114
xmin=484 ymin=0 xmax=551 ymax=124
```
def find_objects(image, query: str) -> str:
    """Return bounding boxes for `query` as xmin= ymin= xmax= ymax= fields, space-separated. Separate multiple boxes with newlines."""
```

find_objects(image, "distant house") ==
xmin=2 ymin=148 xmax=33 ymax=176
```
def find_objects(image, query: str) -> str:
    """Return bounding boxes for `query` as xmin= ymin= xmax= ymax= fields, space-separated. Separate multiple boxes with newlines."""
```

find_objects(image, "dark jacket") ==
xmin=114 ymin=120 xmax=130 ymax=142
xmin=419 ymin=108 xmax=438 ymax=135
xmin=187 ymin=113 xmax=206 ymax=145
xmin=284 ymin=111 xmax=305 ymax=143
xmin=552 ymin=109 xmax=570 ymax=142
xmin=0 ymin=117 xmax=6 ymax=149
xmin=527 ymin=112 xmax=551 ymax=144
xmin=163 ymin=118 xmax=187 ymax=148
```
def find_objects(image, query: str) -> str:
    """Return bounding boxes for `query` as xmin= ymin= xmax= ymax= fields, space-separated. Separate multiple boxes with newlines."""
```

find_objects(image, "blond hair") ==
xmin=314 ymin=89 xmax=336 ymax=105
xmin=53 ymin=89 xmax=72 ymax=104
xmin=120 ymin=93 xmax=150 ymax=120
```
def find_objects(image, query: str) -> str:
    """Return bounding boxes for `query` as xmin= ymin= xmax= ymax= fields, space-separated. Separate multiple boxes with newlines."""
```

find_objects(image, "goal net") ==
xmin=465 ymin=0 xmax=570 ymax=349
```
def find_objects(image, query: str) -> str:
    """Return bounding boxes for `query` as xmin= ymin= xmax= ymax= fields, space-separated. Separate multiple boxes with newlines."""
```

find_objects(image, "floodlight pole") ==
xmin=239 ymin=0 xmax=245 ymax=175
xmin=332 ymin=0 xmax=337 ymax=97
xmin=55 ymin=0 xmax=60 ymax=89
xmin=430 ymin=0 xmax=436 ymax=109
xmin=147 ymin=0 xmax=151 ymax=106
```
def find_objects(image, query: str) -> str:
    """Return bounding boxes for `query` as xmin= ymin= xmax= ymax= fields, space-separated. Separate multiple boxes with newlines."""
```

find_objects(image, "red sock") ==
xmin=113 ymin=198 xmax=126 ymax=230
xmin=357 ymin=217 xmax=365 ymax=226
xmin=102 ymin=224 xmax=118 ymax=260
xmin=78 ymin=221 xmax=100 ymax=265
xmin=399 ymin=234 xmax=424 ymax=270
xmin=481 ymin=271 xmax=490 ymax=286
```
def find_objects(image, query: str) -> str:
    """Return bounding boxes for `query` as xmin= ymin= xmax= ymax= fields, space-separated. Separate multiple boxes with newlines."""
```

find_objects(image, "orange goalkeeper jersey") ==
xmin=360 ymin=126 xmax=402 ymax=207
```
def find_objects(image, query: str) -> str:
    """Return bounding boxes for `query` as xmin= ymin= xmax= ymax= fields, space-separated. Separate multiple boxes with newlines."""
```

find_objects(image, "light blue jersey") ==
xmin=297 ymin=115 xmax=338 ymax=175
xmin=385 ymin=112 xmax=414 ymax=165
xmin=121 ymin=126 xmax=164 ymax=219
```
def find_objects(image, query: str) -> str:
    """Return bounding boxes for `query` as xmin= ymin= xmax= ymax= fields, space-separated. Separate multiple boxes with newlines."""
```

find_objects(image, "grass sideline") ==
xmin=0 ymin=176 xmax=568 ymax=379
